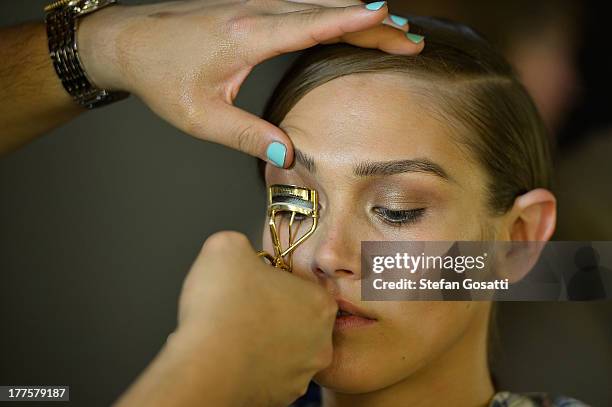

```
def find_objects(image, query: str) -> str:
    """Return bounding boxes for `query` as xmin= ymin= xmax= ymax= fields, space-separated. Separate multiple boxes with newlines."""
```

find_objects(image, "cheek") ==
xmin=315 ymin=302 xmax=479 ymax=393
xmin=425 ymin=200 xmax=493 ymax=240
xmin=385 ymin=301 xmax=478 ymax=366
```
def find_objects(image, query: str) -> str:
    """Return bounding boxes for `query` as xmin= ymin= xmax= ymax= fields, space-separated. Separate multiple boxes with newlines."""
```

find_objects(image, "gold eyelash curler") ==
xmin=257 ymin=184 xmax=319 ymax=272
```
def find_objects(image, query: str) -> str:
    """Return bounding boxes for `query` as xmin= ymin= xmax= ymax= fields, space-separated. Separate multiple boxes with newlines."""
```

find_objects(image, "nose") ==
xmin=310 ymin=213 xmax=361 ymax=282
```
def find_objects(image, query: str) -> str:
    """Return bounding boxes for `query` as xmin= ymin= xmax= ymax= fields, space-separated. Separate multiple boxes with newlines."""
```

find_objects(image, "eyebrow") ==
xmin=354 ymin=159 xmax=450 ymax=180
xmin=294 ymin=149 xmax=316 ymax=173
xmin=293 ymin=149 xmax=451 ymax=181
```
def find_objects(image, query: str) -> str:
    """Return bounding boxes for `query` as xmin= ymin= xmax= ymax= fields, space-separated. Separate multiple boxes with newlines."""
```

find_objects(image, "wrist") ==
xmin=116 ymin=324 xmax=255 ymax=407
xmin=76 ymin=4 xmax=132 ymax=91
xmin=161 ymin=324 xmax=255 ymax=406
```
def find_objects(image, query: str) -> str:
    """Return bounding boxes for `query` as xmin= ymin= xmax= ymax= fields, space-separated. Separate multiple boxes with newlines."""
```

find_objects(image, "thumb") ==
xmin=192 ymin=101 xmax=294 ymax=168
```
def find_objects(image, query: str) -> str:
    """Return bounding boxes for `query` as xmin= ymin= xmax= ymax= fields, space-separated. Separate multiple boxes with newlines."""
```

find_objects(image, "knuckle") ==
xmin=234 ymin=123 xmax=261 ymax=154
xmin=202 ymin=231 xmax=247 ymax=253
xmin=299 ymin=9 xmax=334 ymax=43
xmin=225 ymin=14 xmax=258 ymax=41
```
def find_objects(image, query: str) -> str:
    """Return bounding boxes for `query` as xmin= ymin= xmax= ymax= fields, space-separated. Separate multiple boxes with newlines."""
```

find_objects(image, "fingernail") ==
xmin=390 ymin=14 xmax=408 ymax=26
xmin=365 ymin=1 xmax=386 ymax=11
xmin=266 ymin=142 xmax=287 ymax=168
xmin=406 ymin=32 xmax=424 ymax=44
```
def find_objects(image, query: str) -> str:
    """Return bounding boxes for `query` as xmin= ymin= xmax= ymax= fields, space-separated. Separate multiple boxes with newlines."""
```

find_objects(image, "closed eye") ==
xmin=373 ymin=207 xmax=426 ymax=226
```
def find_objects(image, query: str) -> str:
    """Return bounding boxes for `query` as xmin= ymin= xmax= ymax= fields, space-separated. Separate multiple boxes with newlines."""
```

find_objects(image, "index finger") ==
xmin=322 ymin=23 xmax=424 ymax=54
xmin=287 ymin=0 xmax=410 ymax=31
xmin=252 ymin=3 xmax=423 ymax=61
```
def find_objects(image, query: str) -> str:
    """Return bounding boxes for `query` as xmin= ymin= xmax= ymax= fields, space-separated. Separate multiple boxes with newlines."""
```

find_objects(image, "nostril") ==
xmin=336 ymin=269 xmax=355 ymax=277
xmin=313 ymin=267 xmax=354 ymax=279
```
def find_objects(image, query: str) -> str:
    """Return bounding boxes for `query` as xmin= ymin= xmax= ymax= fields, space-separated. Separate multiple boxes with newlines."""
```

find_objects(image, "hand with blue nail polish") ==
xmin=53 ymin=0 xmax=425 ymax=169
xmin=365 ymin=1 xmax=386 ymax=11
xmin=390 ymin=14 xmax=408 ymax=27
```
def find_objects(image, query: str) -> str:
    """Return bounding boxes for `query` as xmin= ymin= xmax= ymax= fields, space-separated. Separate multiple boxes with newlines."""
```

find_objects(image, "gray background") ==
xmin=1 ymin=1 xmax=610 ymax=406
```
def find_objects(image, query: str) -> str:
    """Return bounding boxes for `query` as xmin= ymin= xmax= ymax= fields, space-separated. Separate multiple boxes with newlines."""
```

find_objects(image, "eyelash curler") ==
xmin=257 ymin=184 xmax=319 ymax=272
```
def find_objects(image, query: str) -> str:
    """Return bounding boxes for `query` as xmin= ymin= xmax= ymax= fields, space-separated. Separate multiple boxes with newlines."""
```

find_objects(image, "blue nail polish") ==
xmin=365 ymin=1 xmax=386 ymax=11
xmin=406 ymin=32 xmax=424 ymax=44
xmin=266 ymin=142 xmax=286 ymax=168
xmin=390 ymin=14 xmax=408 ymax=26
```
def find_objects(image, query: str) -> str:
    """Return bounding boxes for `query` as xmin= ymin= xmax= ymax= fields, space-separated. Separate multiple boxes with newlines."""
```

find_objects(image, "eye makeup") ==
xmin=265 ymin=161 xmax=452 ymax=235
xmin=373 ymin=207 xmax=426 ymax=226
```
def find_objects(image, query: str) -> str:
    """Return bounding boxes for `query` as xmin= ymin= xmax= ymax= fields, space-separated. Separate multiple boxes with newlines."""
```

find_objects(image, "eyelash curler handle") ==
xmin=257 ymin=250 xmax=292 ymax=272
xmin=258 ymin=184 xmax=319 ymax=273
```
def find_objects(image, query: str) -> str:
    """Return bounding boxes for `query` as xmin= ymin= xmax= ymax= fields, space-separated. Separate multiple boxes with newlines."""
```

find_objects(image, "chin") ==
xmin=313 ymin=347 xmax=399 ymax=394
xmin=314 ymin=367 xmax=382 ymax=394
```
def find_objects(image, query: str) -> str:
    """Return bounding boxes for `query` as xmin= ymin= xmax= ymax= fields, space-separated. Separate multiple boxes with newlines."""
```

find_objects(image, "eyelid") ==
xmin=373 ymin=207 xmax=426 ymax=226
xmin=373 ymin=194 xmax=431 ymax=206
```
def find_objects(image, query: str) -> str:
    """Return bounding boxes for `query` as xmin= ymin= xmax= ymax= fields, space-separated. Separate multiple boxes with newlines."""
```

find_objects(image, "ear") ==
xmin=493 ymin=189 xmax=557 ymax=282
xmin=506 ymin=188 xmax=557 ymax=242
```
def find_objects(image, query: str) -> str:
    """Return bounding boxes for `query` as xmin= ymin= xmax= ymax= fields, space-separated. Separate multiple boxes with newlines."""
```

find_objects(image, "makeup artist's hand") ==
xmin=114 ymin=231 xmax=337 ymax=407
xmin=76 ymin=0 xmax=423 ymax=168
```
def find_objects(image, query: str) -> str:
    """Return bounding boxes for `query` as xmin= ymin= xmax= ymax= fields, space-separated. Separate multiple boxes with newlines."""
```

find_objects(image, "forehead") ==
xmin=280 ymin=72 xmax=477 ymax=177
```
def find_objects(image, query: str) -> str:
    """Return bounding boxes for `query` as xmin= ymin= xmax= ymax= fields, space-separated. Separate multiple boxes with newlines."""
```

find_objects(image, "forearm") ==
xmin=113 ymin=325 xmax=253 ymax=407
xmin=0 ymin=22 xmax=83 ymax=155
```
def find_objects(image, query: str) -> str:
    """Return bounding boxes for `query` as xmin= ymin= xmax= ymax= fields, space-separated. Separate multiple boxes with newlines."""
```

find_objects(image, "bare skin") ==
xmin=0 ymin=0 xmax=424 ymax=163
xmin=0 ymin=2 xmax=427 ymax=406
xmin=263 ymin=73 xmax=556 ymax=406
xmin=0 ymin=23 xmax=81 ymax=153
xmin=115 ymin=232 xmax=338 ymax=407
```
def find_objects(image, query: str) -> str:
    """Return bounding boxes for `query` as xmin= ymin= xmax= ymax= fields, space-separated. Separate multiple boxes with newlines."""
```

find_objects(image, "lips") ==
xmin=335 ymin=297 xmax=376 ymax=319
xmin=334 ymin=297 xmax=377 ymax=330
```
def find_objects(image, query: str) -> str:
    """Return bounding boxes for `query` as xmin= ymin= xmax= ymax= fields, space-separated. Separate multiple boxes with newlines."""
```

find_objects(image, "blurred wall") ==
xmin=1 ymin=1 xmax=610 ymax=406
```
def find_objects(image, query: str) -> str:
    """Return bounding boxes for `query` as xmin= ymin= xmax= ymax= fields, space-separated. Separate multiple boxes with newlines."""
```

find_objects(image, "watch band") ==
xmin=45 ymin=0 xmax=129 ymax=109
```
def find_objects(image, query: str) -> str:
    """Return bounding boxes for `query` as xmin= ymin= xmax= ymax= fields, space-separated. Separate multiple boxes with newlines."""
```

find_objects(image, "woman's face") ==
xmin=262 ymin=73 xmax=499 ymax=393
